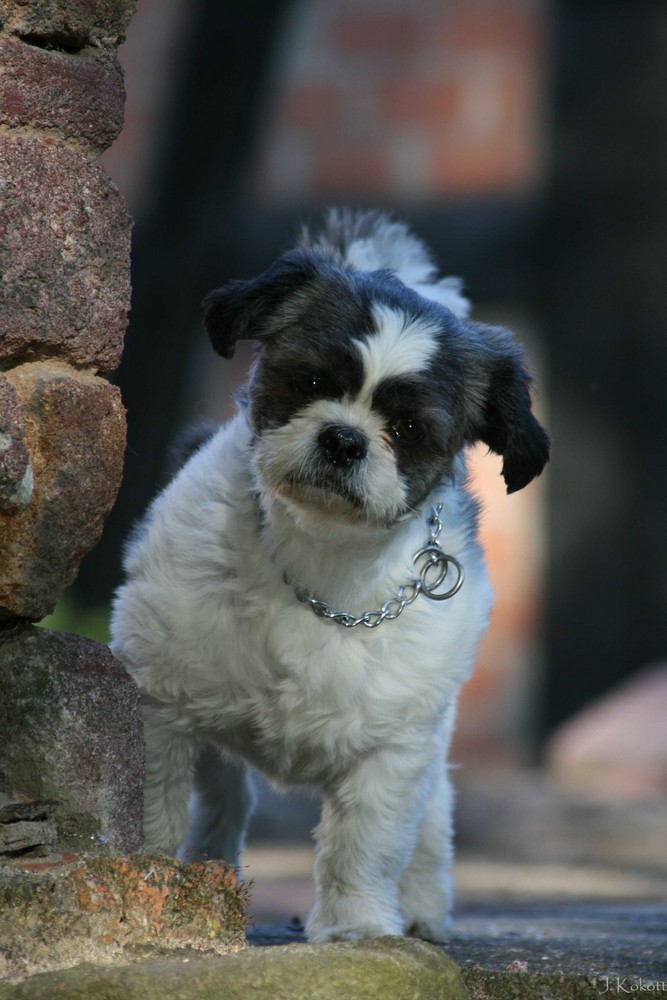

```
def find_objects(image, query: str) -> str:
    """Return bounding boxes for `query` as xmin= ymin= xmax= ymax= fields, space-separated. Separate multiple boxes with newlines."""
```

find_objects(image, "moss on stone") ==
xmin=0 ymin=855 xmax=247 ymax=982
xmin=2 ymin=937 xmax=466 ymax=1000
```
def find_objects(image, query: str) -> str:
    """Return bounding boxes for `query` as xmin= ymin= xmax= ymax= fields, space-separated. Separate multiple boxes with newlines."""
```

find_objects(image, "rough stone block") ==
xmin=0 ymin=796 xmax=58 ymax=855
xmin=0 ymin=374 xmax=33 ymax=512
xmin=0 ymin=35 xmax=125 ymax=152
xmin=0 ymin=934 xmax=463 ymax=998
xmin=0 ymin=854 xmax=245 ymax=982
xmin=0 ymin=135 xmax=131 ymax=371
xmin=0 ymin=362 xmax=125 ymax=621
xmin=0 ymin=625 xmax=143 ymax=854
xmin=0 ymin=0 xmax=136 ymax=49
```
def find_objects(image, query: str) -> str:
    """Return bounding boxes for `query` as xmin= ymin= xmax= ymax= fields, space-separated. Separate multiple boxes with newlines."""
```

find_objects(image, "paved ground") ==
xmin=244 ymin=845 xmax=667 ymax=991
xmin=449 ymin=900 xmax=666 ymax=980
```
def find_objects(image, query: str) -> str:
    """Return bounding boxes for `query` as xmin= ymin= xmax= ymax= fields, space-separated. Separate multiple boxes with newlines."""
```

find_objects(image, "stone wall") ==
xmin=0 ymin=0 xmax=142 ymax=854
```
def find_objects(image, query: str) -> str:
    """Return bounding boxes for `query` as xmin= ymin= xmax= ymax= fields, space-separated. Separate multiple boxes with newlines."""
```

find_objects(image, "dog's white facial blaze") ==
xmin=354 ymin=305 xmax=440 ymax=405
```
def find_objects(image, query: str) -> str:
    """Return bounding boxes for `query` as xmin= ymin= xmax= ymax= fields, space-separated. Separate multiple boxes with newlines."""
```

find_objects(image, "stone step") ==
xmin=2 ymin=902 xmax=665 ymax=999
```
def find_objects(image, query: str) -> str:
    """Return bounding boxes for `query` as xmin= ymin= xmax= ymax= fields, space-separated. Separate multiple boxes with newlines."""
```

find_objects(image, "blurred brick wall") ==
xmin=104 ymin=0 xmax=550 ymax=769
xmin=101 ymin=0 xmax=188 ymax=218
xmin=252 ymin=0 xmax=547 ymax=201
xmin=106 ymin=0 xmax=548 ymax=212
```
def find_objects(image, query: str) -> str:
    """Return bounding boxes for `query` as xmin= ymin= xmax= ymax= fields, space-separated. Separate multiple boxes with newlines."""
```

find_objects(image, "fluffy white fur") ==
xmin=111 ymin=211 xmax=547 ymax=944
xmin=355 ymin=305 xmax=442 ymax=396
xmin=319 ymin=211 xmax=471 ymax=319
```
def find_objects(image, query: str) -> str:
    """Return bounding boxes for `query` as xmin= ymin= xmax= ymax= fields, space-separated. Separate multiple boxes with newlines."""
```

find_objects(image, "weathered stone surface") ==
xmin=0 ymin=797 xmax=58 ymax=824
xmin=0 ymin=34 xmax=125 ymax=151
xmin=0 ymin=818 xmax=57 ymax=855
xmin=0 ymin=362 xmax=125 ymax=621
xmin=0 ymin=375 xmax=33 ymax=512
xmin=0 ymin=854 xmax=246 ymax=982
xmin=0 ymin=796 xmax=58 ymax=854
xmin=0 ymin=625 xmax=143 ymax=853
xmin=0 ymin=135 xmax=131 ymax=371
xmin=0 ymin=936 xmax=463 ymax=999
xmin=0 ymin=0 xmax=136 ymax=48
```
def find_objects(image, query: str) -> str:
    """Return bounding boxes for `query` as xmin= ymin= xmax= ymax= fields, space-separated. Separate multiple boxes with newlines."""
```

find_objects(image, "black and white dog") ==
xmin=111 ymin=210 xmax=549 ymax=943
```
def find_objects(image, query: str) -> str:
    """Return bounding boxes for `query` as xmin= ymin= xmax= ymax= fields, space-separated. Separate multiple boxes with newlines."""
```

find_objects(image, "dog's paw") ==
xmin=404 ymin=915 xmax=452 ymax=945
xmin=307 ymin=921 xmax=399 ymax=944
xmin=306 ymin=901 xmax=403 ymax=944
xmin=399 ymin=868 xmax=452 ymax=944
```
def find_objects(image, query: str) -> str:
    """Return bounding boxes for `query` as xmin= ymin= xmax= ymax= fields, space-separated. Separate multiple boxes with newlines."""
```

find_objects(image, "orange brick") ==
xmin=429 ymin=136 xmax=537 ymax=195
xmin=379 ymin=77 xmax=461 ymax=127
xmin=312 ymin=145 xmax=393 ymax=196
xmin=444 ymin=5 xmax=541 ymax=52
xmin=333 ymin=12 xmax=418 ymax=55
xmin=281 ymin=83 xmax=341 ymax=130
xmin=498 ymin=60 xmax=542 ymax=133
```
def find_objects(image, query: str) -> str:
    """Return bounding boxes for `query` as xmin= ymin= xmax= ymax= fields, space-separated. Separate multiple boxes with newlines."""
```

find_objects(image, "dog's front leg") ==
xmin=306 ymin=743 xmax=432 ymax=943
xmin=398 ymin=750 xmax=454 ymax=943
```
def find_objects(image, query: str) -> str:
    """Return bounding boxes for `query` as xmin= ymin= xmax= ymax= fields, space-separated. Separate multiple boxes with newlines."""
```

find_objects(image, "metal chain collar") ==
xmin=289 ymin=504 xmax=464 ymax=629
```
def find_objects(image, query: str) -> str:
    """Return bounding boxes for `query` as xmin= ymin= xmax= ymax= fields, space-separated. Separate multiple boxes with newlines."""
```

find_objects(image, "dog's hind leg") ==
xmin=141 ymin=695 xmax=202 ymax=856
xmin=177 ymin=745 xmax=255 ymax=868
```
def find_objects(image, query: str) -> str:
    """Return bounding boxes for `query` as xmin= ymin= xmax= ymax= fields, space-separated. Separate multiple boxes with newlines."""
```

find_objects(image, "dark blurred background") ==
xmin=46 ymin=0 xmax=667 ymax=857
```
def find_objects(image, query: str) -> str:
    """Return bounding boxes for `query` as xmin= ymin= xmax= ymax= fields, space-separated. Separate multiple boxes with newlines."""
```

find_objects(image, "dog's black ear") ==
xmin=471 ymin=324 xmax=550 ymax=494
xmin=203 ymin=250 xmax=321 ymax=359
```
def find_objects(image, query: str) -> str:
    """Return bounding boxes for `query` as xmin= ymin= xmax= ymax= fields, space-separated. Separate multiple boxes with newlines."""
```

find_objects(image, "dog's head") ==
xmin=203 ymin=249 xmax=549 ymax=526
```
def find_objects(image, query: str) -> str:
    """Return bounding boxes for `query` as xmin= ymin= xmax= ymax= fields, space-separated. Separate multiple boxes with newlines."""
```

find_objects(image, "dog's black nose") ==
xmin=318 ymin=425 xmax=368 ymax=467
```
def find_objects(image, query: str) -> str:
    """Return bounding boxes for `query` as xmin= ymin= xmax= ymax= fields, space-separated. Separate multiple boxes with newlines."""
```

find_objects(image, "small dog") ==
xmin=111 ymin=210 xmax=549 ymax=943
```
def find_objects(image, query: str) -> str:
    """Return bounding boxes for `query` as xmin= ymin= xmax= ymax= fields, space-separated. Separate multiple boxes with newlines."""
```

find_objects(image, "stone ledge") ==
xmin=0 ymin=854 xmax=246 ymax=984
xmin=0 ymin=937 xmax=465 ymax=1000
xmin=1 ymin=901 xmax=665 ymax=999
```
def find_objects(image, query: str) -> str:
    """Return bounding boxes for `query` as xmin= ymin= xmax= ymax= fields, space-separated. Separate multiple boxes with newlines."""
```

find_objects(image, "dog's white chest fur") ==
xmin=111 ymin=209 xmax=548 ymax=944
xmin=114 ymin=412 xmax=491 ymax=787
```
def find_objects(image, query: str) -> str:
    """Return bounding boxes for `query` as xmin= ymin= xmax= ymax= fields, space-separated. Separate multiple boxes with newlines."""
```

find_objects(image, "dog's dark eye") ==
xmin=293 ymin=371 xmax=323 ymax=395
xmin=391 ymin=417 xmax=426 ymax=444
